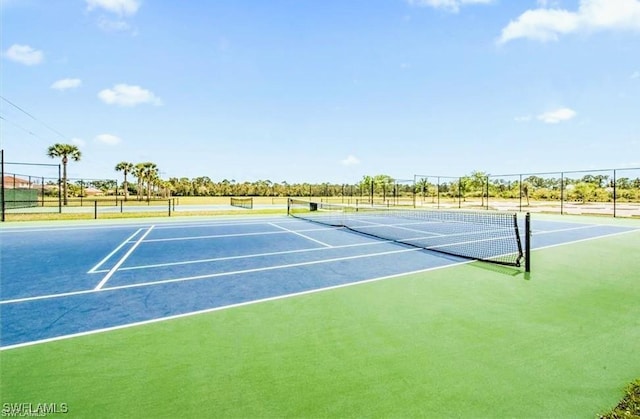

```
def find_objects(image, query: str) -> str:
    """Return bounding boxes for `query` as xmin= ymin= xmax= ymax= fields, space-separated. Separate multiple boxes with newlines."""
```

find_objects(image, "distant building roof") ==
xmin=2 ymin=175 xmax=32 ymax=188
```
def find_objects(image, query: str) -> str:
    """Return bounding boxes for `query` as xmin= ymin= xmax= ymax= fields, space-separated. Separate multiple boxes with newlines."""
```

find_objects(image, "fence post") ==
xmin=483 ymin=176 xmax=488 ymax=210
xmin=613 ymin=169 xmax=617 ymax=218
xmin=58 ymin=164 xmax=62 ymax=214
xmin=560 ymin=172 xmax=564 ymax=215
xmin=518 ymin=174 xmax=522 ymax=212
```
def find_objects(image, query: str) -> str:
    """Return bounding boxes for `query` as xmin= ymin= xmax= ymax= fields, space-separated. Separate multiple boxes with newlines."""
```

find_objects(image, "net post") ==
xmin=525 ymin=212 xmax=531 ymax=273
xmin=94 ymin=200 xmax=98 ymax=219
xmin=286 ymin=197 xmax=291 ymax=216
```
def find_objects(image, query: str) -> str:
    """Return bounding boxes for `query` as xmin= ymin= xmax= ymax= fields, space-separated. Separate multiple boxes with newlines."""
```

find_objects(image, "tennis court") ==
xmin=1 ymin=208 xmax=639 ymax=417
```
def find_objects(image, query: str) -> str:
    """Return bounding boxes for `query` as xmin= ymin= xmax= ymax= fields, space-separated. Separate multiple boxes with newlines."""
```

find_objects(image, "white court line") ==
xmin=93 ymin=225 xmax=155 ymax=290
xmin=142 ymin=230 xmax=288 ymax=242
xmin=0 ymin=288 xmax=98 ymax=306
xmin=532 ymin=225 xmax=602 ymax=234
xmin=141 ymin=225 xmax=342 ymax=243
xmin=1 ymin=247 xmax=421 ymax=305
xmin=354 ymin=218 xmax=446 ymax=236
xmin=92 ymin=241 xmax=389 ymax=273
xmin=268 ymin=222 xmax=332 ymax=247
xmin=531 ymin=227 xmax=639 ymax=251
xmin=151 ymin=219 xmax=293 ymax=230
xmin=0 ymin=261 xmax=469 ymax=351
xmin=354 ymin=222 xmax=513 ymax=241
xmin=87 ymin=228 xmax=144 ymax=273
xmin=0 ymin=216 xmax=296 ymax=234
xmin=103 ymin=248 xmax=420 ymax=291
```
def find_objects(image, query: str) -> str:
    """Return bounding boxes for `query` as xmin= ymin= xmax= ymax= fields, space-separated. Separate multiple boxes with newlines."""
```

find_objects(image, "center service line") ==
xmin=87 ymin=228 xmax=144 ymax=273
xmin=94 ymin=225 xmax=155 ymax=291
xmin=268 ymin=222 xmax=333 ymax=247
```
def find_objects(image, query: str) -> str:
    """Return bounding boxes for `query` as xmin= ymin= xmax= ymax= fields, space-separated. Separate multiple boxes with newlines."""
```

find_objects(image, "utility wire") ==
xmin=1 ymin=114 xmax=42 ymax=138
xmin=0 ymin=95 xmax=71 ymax=141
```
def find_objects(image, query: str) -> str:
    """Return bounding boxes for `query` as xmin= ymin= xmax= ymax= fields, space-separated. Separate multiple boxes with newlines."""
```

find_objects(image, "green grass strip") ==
xmin=1 ymin=230 xmax=639 ymax=417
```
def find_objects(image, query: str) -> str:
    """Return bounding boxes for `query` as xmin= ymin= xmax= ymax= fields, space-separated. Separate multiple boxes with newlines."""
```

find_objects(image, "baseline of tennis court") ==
xmin=0 ymin=215 xmax=636 ymax=349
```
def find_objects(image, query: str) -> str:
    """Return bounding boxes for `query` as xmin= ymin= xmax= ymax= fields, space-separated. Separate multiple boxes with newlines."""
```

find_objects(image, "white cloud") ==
xmin=95 ymin=134 xmax=122 ymax=145
xmin=341 ymin=155 xmax=361 ymax=166
xmin=86 ymin=0 xmax=140 ymax=16
xmin=631 ymin=71 xmax=640 ymax=79
xmin=498 ymin=0 xmax=640 ymax=44
xmin=499 ymin=9 xmax=580 ymax=43
xmin=98 ymin=84 xmax=162 ymax=107
xmin=537 ymin=107 xmax=577 ymax=123
xmin=51 ymin=78 xmax=82 ymax=91
xmin=406 ymin=0 xmax=493 ymax=13
xmin=3 ymin=44 xmax=44 ymax=65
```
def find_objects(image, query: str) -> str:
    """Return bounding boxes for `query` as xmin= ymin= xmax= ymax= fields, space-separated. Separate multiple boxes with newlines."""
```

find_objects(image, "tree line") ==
xmin=45 ymin=143 xmax=640 ymax=204
xmin=415 ymin=171 xmax=640 ymax=204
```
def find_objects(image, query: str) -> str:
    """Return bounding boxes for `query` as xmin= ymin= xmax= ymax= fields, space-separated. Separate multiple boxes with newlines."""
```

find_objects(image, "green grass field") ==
xmin=1 ymin=223 xmax=639 ymax=418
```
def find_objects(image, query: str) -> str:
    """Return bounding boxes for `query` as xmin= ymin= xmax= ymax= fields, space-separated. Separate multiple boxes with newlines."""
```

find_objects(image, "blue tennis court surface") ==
xmin=0 ymin=215 xmax=636 ymax=349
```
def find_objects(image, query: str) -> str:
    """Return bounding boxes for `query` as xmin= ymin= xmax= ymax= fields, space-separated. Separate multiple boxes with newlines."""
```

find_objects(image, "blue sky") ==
xmin=1 ymin=0 xmax=639 ymax=184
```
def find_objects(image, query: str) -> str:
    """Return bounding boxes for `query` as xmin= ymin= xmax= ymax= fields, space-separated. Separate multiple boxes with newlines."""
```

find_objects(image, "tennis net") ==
xmin=230 ymin=197 xmax=253 ymax=209
xmin=288 ymin=198 xmax=529 ymax=268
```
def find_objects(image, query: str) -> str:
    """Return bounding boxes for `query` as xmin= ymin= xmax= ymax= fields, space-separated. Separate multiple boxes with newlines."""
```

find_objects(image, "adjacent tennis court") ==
xmin=1 ymin=208 xmax=639 ymax=417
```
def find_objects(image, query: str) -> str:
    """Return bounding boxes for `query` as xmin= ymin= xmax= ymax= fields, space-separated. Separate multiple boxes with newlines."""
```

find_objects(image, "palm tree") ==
xmin=46 ymin=143 xmax=81 ymax=205
xmin=140 ymin=162 xmax=158 ymax=201
xmin=133 ymin=163 xmax=145 ymax=201
xmin=115 ymin=162 xmax=134 ymax=201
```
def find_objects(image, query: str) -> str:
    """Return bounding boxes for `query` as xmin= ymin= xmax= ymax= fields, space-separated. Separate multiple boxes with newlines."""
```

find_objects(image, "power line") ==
xmin=0 ymin=114 xmax=45 ymax=140
xmin=0 ymin=95 xmax=71 ymax=142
